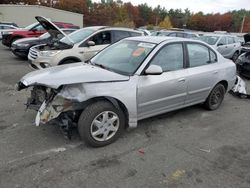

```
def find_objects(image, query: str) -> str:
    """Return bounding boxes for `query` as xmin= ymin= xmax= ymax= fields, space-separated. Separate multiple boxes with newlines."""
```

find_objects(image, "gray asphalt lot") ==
xmin=0 ymin=43 xmax=250 ymax=188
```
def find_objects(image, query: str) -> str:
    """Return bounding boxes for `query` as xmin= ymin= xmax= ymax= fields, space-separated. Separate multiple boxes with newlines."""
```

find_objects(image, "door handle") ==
xmin=213 ymin=71 xmax=218 ymax=74
xmin=178 ymin=78 xmax=186 ymax=82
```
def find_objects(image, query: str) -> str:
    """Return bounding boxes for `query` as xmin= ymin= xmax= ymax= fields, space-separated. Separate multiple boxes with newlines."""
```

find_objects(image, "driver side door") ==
xmin=79 ymin=31 xmax=112 ymax=61
xmin=137 ymin=43 xmax=188 ymax=120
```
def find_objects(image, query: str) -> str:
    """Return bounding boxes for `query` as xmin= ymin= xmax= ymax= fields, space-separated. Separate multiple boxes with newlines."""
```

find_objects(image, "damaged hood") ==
xmin=20 ymin=63 xmax=129 ymax=89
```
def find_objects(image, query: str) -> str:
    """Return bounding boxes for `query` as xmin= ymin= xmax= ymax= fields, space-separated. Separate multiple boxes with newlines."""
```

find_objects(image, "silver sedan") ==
xmin=17 ymin=36 xmax=236 ymax=147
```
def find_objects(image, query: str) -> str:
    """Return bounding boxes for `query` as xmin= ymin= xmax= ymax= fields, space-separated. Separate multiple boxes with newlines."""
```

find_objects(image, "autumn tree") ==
xmin=159 ymin=16 xmax=172 ymax=29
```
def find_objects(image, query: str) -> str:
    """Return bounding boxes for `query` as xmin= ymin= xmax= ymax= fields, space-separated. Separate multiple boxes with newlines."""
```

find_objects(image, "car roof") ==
xmin=202 ymin=33 xmax=236 ymax=37
xmin=103 ymin=27 xmax=142 ymax=33
xmin=125 ymin=36 xmax=198 ymax=44
xmin=81 ymin=26 xmax=141 ymax=33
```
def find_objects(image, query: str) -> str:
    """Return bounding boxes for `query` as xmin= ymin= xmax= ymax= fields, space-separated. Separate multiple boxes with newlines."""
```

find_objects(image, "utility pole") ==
xmin=240 ymin=15 xmax=246 ymax=33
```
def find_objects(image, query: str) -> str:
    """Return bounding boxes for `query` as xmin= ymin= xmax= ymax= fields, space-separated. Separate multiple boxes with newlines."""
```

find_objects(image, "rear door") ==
xmin=226 ymin=36 xmax=240 ymax=58
xmin=185 ymin=42 xmax=219 ymax=104
xmin=79 ymin=30 xmax=112 ymax=61
xmin=216 ymin=36 xmax=228 ymax=57
xmin=137 ymin=42 xmax=188 ymax=119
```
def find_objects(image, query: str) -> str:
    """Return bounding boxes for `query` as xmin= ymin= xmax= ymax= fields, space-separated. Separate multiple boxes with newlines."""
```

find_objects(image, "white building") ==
xmin=0 ymin=4 xmax=83 ymax=27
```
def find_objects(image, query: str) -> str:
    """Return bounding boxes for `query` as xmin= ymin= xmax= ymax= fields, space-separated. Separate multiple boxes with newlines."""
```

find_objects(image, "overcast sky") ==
xmin=93 ymin=0 xmax=250 ymax=14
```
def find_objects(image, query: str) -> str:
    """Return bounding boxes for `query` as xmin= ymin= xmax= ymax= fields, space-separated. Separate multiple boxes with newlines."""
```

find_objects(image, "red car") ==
xmin=2 ymin=21 xmax=79 ymax=47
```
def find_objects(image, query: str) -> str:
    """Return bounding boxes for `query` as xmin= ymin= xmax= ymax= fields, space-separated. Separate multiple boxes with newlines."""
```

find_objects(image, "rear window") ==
xmin=113 ymin=31 xmax=130 ymax=42
xmin=227 ymin=37 xmax=235 ymax=44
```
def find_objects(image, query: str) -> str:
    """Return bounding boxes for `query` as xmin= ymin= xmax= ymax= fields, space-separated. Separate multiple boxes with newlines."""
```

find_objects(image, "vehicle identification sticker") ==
xmin=138 ymin=43 xmax=155 ymax=48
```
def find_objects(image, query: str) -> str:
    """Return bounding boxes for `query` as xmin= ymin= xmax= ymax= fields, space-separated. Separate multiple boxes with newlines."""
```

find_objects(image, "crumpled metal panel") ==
xmin=231 ymin=75 xmax=247 ymax=95
xmin=57 ymin=76 xmax=139 ymax=128
xmin=20 ymin=63 xmax=129 ymax=89
xmin=36 ymin=95 xmax=73 ymax=126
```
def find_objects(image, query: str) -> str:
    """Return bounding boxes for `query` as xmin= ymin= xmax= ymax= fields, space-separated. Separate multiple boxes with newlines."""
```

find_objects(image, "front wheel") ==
xmin=204 ymin=84 xmax=225 ymax=110
xmin=78 ymin=101 xmax=125 ymax=147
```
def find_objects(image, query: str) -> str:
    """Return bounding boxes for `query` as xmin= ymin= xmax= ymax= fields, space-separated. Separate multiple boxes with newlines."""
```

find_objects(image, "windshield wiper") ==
xmin=91 ymin=62 xmax=110 ymax=70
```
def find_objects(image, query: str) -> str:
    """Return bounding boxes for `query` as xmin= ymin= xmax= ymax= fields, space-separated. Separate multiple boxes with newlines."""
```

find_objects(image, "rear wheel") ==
xmin=204 ymin=84 xmax=225 ymax=110
xmin=78 ymin=101 xmax=125 ymax=147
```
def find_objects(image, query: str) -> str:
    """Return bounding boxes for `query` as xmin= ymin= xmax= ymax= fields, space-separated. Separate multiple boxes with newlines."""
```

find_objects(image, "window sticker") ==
xmin=132 ymin=47 xmax=145 ymax=57
xmin=138 ymin=43 xmax=155 ymax=48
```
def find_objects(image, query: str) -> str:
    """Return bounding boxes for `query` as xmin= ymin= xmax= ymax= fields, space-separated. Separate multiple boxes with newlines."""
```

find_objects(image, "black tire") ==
xmin=204 ymin=83 xmax=225 ymax=110
xmin=232 ymin=51 xmax=239 ymax=62
xmin=78 ymin=101 xmax=125 ymax=147
xmin=59 ymin=59 xmax=77 ymax=65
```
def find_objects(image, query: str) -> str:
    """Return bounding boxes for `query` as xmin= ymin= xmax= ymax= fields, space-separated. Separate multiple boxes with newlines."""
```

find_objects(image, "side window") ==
xmin=150 ymin=43 xmax=184 ymax=72
xmin=90 ymin=31 xmax=111 ymax=45
xmin=169 ymin=32 xmax=177 ymax=37
xmin=218 ymin=36 xmax=227 ymax=46
xmin=113 ymin=31 xmax=130 ymax=43
xmin=130 ymin=32 xmax=141 ymax=37
xmin=227 ymin=37 xmax=235 ymax=44
xmin=176 ymin=33 xmax=184 ymax=38
xmin=187 ymin=43 xmax=210 ymax=67
xmin=33 ymin=24 xmax=44 ymax=31
xmin=3 ymin=26 xmax=9 ymax=29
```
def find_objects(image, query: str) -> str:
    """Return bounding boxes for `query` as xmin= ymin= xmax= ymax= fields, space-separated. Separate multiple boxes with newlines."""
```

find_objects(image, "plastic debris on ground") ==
xmin=230 ymin=75 xmax=250 ymax=99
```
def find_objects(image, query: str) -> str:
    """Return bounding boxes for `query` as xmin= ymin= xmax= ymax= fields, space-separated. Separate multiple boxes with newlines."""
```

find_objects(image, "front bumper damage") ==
xmin=23 ymin=86 xmax=84 ymax=139
xmin=35 ymin=95 xmax=74 ymax=126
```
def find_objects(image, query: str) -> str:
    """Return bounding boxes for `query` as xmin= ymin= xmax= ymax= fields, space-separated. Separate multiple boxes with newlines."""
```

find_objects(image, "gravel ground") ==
xmin=0 ymin=43 xmax=250 ymax=188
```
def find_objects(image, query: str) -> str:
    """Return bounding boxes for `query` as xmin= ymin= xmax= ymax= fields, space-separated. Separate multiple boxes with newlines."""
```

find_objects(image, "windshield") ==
xmin=91 ymin=40 xmax=156 ymax=75
xmin=24 ymin=22 xmax=39 ymax=30
xmin=200 ymin=36 xmax=219 ymax=45
xmin=60 ymin=28 xmax=95 ymax=45
xmin=39 ymin=32 xmax=50 ymax=39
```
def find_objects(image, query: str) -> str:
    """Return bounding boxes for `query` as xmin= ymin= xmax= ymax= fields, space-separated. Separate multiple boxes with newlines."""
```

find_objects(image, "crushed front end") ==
xmin=16 ymin=83 xmax=81 ymax=139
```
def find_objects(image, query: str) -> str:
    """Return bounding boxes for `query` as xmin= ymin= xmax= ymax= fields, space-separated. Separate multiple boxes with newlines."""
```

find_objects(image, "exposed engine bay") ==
xmin=35 ymin=40 xmax=72 ymax=51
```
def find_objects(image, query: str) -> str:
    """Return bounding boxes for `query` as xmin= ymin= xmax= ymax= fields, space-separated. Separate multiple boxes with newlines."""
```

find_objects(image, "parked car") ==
xmin=28 ymin=16 xmax=143 ymax=69
xmin=0 ymin=24 xmax=19 ymax=40
xmin=151 ymin=30 xmax=199 ymax=39
xmin=17 ymin=36 xmax=236 ymax=147
xmin=236 ymin=33 xmax=250 ymax=78
xmin=0 ymin=22 xmax=18 ymax=27
xmin=236 ymin=52 xmax=250 ymax=78
xmin=240 ymin=33 xmax=250 ymax=54
xmin=200 ymin=34 xmax=241 ymax=62
xmin=2 ymin=21 xmax=79 ymax=47
xmin=11 ymin=29 xmax=77 ymax=59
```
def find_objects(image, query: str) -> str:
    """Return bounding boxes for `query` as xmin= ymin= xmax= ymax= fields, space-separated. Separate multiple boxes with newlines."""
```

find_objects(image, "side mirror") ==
xmin=217 ymin=43 xmax=223 ymax=47
xmin=145 ymin=65 xmax=163 ymax=75
xmin=87 ymin=41 xmax=95 ymax=47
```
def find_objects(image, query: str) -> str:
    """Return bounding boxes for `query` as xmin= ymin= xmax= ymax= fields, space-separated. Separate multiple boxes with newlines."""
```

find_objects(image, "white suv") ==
xmin=200 ymin=34 xmax=241 ymax=62
xmin=28 ymin=17 xmax=143 ymax=69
